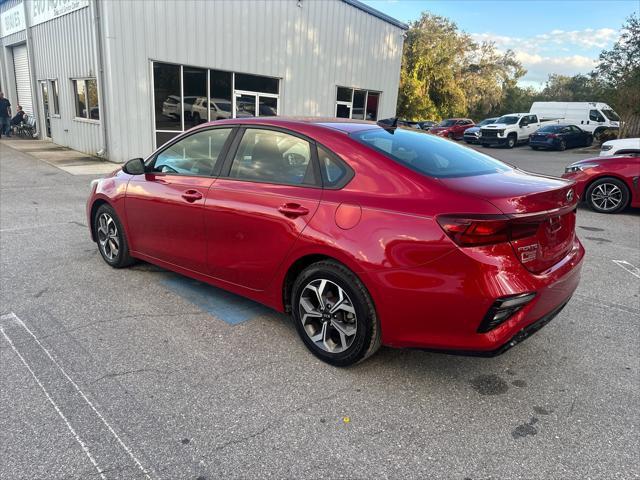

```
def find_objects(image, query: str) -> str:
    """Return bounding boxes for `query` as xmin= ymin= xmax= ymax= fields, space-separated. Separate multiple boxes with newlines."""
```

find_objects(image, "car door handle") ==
xmin=181 ymin=190 xmax=203 ymax=203
xmin=278 ymin=203 xmax=309 ymax=218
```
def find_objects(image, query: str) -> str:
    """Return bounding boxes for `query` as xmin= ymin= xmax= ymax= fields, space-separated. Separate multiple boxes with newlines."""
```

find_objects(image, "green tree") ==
xmin=593 ymin=13 xmax=640 ymax=137
xmin=397 ymin=13 xmax=526 ymax=121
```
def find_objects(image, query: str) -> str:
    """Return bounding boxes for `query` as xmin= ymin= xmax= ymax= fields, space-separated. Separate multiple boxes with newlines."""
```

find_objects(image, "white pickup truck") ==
xmin=480 ymin=113 xmax=557 ymax=149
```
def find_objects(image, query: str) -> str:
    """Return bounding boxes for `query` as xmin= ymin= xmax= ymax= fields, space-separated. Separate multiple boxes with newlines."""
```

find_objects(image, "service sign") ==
xmin=0 ymin=4 xmax=26 ymax=38
xmin=31 ymin=0 xmax=89 ymax=26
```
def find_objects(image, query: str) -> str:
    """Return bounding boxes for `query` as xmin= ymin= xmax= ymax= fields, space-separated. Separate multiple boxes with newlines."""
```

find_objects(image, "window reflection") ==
xmin=183 ymin=66 xmax=207 ymax=126
xmin=210 ymin=70 xmax=232 ymax=120
xmin=366 ymin=92 xmax=379 ymax=121
xmin=154 ymin=63 xmax=181 ymax=130
xmin=336 ymin=104 xmax=350 ymax=118
xmin=236 ymin=94 xmax=256 ymax=117
xmin=74 ymin=80 xmax=86 ymax=118
xmin=87 ymin=79 xmax=99 ymax=120
xmin=258 ymin=97 xmax=278 ymax=116
xmin=352 ymin=90 xmax=366 ymax=120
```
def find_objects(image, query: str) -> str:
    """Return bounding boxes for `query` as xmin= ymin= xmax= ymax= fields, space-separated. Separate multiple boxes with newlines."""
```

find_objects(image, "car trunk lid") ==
xmin=439 ymin=170 xmax=578 ymax=273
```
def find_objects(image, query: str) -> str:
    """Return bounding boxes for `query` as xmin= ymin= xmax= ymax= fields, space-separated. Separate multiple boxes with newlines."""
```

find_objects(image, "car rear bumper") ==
xmin=530 ymin=138 xmax=558 ymax=148
xmin=368 ymin=236 xmax=585 ymax=353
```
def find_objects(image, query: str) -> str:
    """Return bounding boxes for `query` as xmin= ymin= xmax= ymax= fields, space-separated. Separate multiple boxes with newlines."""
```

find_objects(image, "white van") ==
xmin=529 ymin=102 xmax=620 ymax=136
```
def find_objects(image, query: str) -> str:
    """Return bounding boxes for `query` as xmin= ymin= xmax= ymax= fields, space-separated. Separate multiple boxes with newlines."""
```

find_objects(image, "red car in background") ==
xmin=429 ymin=118 xmax=475 ymax=140
xmin=87 ymin=118 xmax=583 ymax=366
xmin=562 ymin=154 xmax=640 ymax=213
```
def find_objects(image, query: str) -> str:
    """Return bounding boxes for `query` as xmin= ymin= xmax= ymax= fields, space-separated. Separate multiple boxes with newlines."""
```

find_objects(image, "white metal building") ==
xmin=0 ymin=0 xmax=406 ymax=163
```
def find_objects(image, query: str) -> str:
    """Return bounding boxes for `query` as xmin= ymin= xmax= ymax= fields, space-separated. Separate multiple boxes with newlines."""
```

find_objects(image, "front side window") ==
xmin=229 ymin=129 xmax=315 ymax=186
xmin=589 ymin=110 xmax=604 ymax=122
xmin=72 ymin=78 xmax=99 ymax=120
xmin=153 ymin=128 xmax=232 ymax=176
xmin=351 ymin=128 xmax=511 ymax=179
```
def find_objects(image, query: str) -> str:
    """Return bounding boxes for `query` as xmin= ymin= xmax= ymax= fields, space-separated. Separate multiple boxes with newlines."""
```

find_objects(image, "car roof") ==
xmin=200 ymin=116 xmax=382 ymax=134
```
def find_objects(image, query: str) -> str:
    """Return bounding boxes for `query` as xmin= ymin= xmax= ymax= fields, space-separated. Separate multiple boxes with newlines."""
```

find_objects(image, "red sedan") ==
xmin=562 ymin=154 xmax=640 ymax=213
xmin=87 ymin=118 xmax=584 ymax=366
xmin=428 ymin=118 xmax=475 ymax=140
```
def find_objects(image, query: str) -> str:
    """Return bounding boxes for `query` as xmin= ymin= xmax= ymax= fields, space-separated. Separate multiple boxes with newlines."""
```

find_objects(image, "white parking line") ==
xmin=0 ymin=312 xmax=153 ymax=479
xmin=612 ymin=260 xmax=640 ymax=279
xmin=0 ymin=323 xmax=107 ymax=480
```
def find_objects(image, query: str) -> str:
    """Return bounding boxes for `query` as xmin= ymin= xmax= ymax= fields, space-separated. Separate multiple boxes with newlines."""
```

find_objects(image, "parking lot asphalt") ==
xmin=1 ymin=140 xmax=638 ymax=479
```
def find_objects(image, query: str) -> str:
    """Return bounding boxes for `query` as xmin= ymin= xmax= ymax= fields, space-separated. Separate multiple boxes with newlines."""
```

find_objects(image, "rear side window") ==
xmin=317 ymin=146 xmax=353 ymax=188
xmin=351 ymin=128 xmax=511 ymax=178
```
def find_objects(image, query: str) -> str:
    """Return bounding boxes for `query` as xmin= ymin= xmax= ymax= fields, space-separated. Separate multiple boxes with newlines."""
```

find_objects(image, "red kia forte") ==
xmin=562 ymin=154 xmax=640 ymax=214
xmin=87 ymin=118 xmax=584 ymax=366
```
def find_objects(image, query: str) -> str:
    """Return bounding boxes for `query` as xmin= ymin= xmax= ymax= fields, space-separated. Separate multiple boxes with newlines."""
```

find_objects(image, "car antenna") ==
xmin=377 ymin=117 xmax=398 ymax=132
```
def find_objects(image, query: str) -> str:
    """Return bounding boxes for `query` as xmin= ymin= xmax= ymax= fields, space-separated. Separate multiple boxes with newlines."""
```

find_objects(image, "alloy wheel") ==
xmin=97 ymin=212 xmax=120 ymax=261
xmin=298 ymin=279 xmax=357 ymax=354
xmin=590 ymin=183 xmax=622 ymax=211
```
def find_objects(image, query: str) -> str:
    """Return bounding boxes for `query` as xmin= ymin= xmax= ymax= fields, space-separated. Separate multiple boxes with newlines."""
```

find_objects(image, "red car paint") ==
xmin=562 ymin=154 xmax=640 ymax=208
xmin=428 ymin=118 xmax=475 ymax=140
xmin=87 ymin=118 xmax=584 ymax=354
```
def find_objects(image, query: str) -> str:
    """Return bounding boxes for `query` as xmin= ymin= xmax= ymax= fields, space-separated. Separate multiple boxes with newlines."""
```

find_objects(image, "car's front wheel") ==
xmin=506 ymin=135 xmax=516 ymax=148
xmin=94 ymin=204 xmax=135 ymax=267
xmin=585 ymin=177 xmax=629 ymax=214
xmin=291 ymin=261 xmax=381 ymax=366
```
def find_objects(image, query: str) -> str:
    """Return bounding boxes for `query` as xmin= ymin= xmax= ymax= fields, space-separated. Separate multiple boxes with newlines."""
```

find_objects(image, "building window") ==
xmin=335 ymin=86 xmax=380 ymax=121
xmin=152 ymin=61 xmax=280 ymax=148
xmin=51 ymin=80 xmax=59 ymax=115
xmin=72 ymin=78 xmax=99 ymax=120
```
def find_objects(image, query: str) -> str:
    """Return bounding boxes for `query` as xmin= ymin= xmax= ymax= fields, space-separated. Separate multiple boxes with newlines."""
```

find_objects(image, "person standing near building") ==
xmin=0 ymin=92 xmax=12 ymax=138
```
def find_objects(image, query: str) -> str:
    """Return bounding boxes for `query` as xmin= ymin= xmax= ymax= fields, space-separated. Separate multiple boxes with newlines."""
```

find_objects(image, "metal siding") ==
xmin=100 ymin=0 xmax=403 ymax=163
xmin=28 ymin=7 xmax=102 ymax=155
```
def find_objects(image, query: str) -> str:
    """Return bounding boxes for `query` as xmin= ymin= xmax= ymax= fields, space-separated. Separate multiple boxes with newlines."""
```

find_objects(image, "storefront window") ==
xmin=183 ymin=66 xmax=207 ymax=127
xmin=153 ymin=62 xmax=181 ymax=131
xmin=335 ymin=86 xmax=380 ymax=121
xmin=72 ymin=78 xmax=100 ymax=120
xmin=235 ymin=73 xmax=279 ymax=94
xmin=210 ymin=70 xmax=232 ymax=121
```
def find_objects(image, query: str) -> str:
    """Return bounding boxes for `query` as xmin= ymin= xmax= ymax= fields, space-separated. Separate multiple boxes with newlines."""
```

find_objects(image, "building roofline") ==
xmin=341 ymin=0 xmax=409 ymax=30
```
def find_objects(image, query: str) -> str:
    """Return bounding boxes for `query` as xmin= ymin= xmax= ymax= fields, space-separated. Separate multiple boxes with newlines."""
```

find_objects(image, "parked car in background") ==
xmin=530 ymin=102 xmax=621 ymax=137
xmin=377 ymin=118 xmax=424 ymax=130
xmin=600 ymin=138 xmax=640 ymax=157
xmin=563 ymin=153 xmax=640 ymax=213
xmin=87 ymin=117 xmax=584 ymax=366
xmin=464 ymin=117 xmax=498 ymax=144
xmin=418 ymin=120 xmax=436 ymax=131
xmin=481 ymin=113 xmax=556 ymax=149
xmin=429 ymin=118 xmax=475 ymax=139
xmin=529 ymin=124 xmax=593 ymax=151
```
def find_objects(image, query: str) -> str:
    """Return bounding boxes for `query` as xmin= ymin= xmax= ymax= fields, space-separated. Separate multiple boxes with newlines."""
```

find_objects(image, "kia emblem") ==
xmin=566 ymin=189 xmax=574 ymax=203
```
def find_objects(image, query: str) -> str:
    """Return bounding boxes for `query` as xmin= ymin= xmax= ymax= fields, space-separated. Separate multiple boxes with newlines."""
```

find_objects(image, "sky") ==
xmin=362 ymin=0 xmax=638 ymax=89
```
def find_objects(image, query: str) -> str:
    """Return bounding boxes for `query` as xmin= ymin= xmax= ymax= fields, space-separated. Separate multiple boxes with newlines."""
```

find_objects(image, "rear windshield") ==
xmin=438 ymin=119 xmax=456 ymax=127
xmin=538 ymin=125 xmax=563 ymax=133
xmin=351 ymin=128 xmax=511 ymax=178
xmin=496 ymin=115 xmax=519 ymax=125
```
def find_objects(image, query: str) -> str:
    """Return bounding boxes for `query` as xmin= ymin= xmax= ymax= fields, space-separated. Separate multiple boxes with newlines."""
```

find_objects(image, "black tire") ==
xmin=584 ymin=135 xmax=593 ymax=147
xmin=558 ymin=140 xmax=567 ymax=151
xmin=506 ymin=134 xmax=516 ymax=149
xmin=93 ymin=204 xmax=135 ymax=268
xmin=531 ymin=146 xmax=539 ymax=150
xmin=481 ymin=143 xmax=490 ymax=148
xmin=291 ymin=260 xmax=381 ymax=367
xmin=447 ymin=132 xmax=455 ymax=140
xmin=585 ymin=177 xmax=629 ymax=214
xmin=465 ymin=140 xmax=472 ymax=144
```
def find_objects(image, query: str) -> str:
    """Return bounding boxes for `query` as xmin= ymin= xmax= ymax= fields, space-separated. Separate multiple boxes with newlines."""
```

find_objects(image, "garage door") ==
xmin=13 ymin=44 xmax=33 ymax=116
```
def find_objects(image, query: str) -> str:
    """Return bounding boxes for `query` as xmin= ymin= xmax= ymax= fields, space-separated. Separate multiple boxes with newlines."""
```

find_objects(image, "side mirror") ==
xmin=122 ymin=157 xmax=146 ymax=175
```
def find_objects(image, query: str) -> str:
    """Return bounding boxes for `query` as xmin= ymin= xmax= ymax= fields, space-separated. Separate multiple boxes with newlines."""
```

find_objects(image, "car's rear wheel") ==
xmin=94 ymin=204 xmax=135 ymax=267
xmin=558 ymin=139 xmax=567 ymax=151
xmin=585 ymin=177 xmax=629 ymax=214
xmin=291 ymin=261 xmax=381 ymax=366
xmin=584 ymin=135 xmax=593 ymax=147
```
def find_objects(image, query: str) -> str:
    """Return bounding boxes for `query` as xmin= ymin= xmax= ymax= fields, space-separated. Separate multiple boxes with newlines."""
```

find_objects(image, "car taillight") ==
xmin=437 ymin=215 xmax=540 ymax=247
